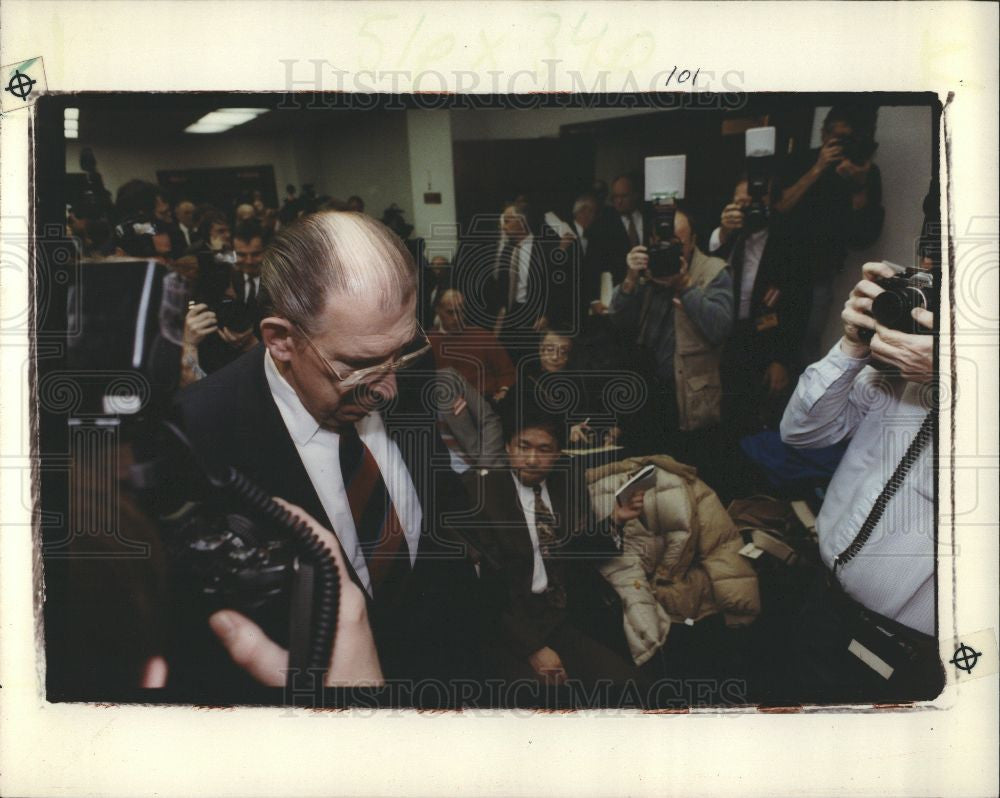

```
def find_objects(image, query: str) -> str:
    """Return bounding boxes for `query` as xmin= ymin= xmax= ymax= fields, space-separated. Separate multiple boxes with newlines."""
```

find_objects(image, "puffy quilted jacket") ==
xmin=587 ymin=455 xmax=761 ymax=665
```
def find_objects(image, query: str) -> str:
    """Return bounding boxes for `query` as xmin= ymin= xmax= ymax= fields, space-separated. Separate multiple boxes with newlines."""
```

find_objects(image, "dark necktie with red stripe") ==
xmin=338 ymin=424 xmax=410 ymax=599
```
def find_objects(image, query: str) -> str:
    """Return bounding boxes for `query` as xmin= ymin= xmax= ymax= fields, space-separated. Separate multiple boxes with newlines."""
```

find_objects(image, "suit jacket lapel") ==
xmin=235 ymin=346 xmax=332 ymax=531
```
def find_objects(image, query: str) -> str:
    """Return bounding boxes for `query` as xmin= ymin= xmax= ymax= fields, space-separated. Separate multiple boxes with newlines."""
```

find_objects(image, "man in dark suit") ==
xmin=560 ymin=192 xmax=607 ymax=325
xmin=491 ymin=198 xmax=578 ymax=359
xmin=716 ymin=177 xmax=811 ymax=440
xmin=587 ymin=173 xmax=644 ymax=293
xmin=775 ymin=104 xmax=885 ymax=365
xmin=232 ymin=218 xmax=267 ymax=332
xmin=168 ymin=211 xmax=481 ymax=699
xmin=460 ymin=393 xmax=645 ymax=690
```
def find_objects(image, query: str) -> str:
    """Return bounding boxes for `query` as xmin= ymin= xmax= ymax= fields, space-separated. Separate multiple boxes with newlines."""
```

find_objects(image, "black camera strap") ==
xmin=833 ymin=411 xmax=934 ymax=575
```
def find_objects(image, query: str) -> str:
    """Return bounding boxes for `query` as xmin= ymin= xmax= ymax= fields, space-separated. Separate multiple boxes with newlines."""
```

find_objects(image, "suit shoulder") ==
xmin=175 ymin=346 xmax=262 ymax=430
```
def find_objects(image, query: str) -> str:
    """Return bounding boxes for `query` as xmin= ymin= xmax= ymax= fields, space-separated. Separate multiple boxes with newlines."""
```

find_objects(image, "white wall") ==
xmin=315 ymin=113 xmax=413 ymax=221
xmin=406 ymin=110 xmax=458 ymax=257
xmin=450 ymin=107 xmax=654 ymax=141
xmin=819 ymin=105 xmax=934 ymax=351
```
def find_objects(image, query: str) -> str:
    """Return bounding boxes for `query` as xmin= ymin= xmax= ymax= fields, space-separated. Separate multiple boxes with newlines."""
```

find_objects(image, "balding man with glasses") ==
xmin=169 ymin=211 xmax=482 ymax=699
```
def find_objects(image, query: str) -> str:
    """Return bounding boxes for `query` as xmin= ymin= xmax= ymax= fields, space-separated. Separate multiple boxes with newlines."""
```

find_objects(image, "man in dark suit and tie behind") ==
xmin=560 ymin=192 xmax=607 ymax=323
xmin=491 ymin=198 xmax=577 ymax=358
xmin=167 ymin=211 xmax=481 ymax=699
xmin=587 ymin=173 xmax=645 ymax=295
xmin=232 ymin=218 xmax=266 ymax=334
xmin=461 ymin=392 xmax=645 ymax=689
xmin=716 ymin=176 xmax=811 ymax=439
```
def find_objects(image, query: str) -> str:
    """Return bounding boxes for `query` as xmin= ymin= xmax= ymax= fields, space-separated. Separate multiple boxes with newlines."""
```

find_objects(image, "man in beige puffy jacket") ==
xmin=588 ymin=455 xmax=760 ymax=683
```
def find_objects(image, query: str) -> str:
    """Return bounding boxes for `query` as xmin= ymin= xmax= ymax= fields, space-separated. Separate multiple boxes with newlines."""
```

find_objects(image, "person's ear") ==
xmin=260 ymin=317 xmax=296 ymax=362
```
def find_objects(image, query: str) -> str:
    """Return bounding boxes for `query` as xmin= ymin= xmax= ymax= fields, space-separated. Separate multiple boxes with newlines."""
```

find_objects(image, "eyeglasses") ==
xmin=294 ymin=322 xmax=431 ymax=389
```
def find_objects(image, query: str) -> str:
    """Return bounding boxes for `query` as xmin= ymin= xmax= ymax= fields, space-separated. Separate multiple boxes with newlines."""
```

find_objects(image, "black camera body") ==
xmin=646 ymin=200 xmax=682 ymax=278
xmin=113 ymin=217 xmax=163 ymax=258
xmin=165 ymin=500 xmax=296 ymax=615
xmin=870 ymin=268 xmax=936 ymax=335
xmin=194 ymin=250 xmax=254 ymax=333
xmin=833 ymin=134 xmax=878 ymax=167
xmin=133 ymin=421 xmax=340 ymax=679
xmin=744 ymin=154 xmax=773 ymax=233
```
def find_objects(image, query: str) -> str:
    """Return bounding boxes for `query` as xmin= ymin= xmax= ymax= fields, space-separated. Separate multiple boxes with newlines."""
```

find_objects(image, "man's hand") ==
xmin=623 ymin=245 xmax=648 ymax=293
xmin=718 ymin=202 xmax=745 ymax=246
xmin=836 ymin=157 xmax=872 ymax=189
xmin=569 ymin=421 xmax=593 ymax=445
xmin=529 ymin=646 xmax=568 ymax=685
xmin=559 ymin=231 xmax=576 ymax=251
xmin=493 ymin=386 xmax=510 ymax=402
xmin=218 ymin=326 xmax=257 ymax=352
xmin=590 ymin=300 xmax=609 ymax=316
xmin=762 ymin=361 xmax=791 ymax=396
xmin=532 ymin=315 xmax=549 ymax=333
xmin=869 ymin=309 xmax=935 ymax=383
xmin=183 ymin=303 xmax=218 ymax=347
xmin=612 ymin=488 xmax=646 ymax=526
xmin=602 ymin=426 xmax=622 ymax=447
xmin=813 ymin=138 xmax=844 ymax=175
xmin=840 ymin=261 xmax=896 ymax=357
xmin=663 ymin=258 xmax=692 ymax=306
xmin=209 ymin=499 xmax=383 ymax=687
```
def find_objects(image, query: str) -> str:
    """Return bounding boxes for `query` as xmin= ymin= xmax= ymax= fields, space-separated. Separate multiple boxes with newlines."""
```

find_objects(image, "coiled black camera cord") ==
xmin=223 ymin=469 xmax=340 ymax=685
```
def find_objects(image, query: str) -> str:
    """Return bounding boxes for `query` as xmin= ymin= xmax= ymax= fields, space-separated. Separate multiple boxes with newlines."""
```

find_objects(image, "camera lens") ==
xmin=872 ymin=287 xmax=927 ymax=329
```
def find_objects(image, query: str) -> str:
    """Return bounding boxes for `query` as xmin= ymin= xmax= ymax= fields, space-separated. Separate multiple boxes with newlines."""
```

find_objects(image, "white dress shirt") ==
xmin=263 ymin=350 xmax=422 ymax=596
xmin=496 ymin=235 xmax=535 ymax=307
xmin=510 ymin=472 xmax=553 ymax=594
xmin=780 ymin=341 xmax=935 ymax=634
xmin=573 ymin=221 xmax=589 ymax=255
xmin=243 ymin=274 xmax=260 ymax=302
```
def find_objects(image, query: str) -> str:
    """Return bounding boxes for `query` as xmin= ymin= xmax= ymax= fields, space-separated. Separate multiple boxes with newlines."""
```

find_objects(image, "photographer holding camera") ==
xmin=710 ymin=175 xmax=811 ymax=445
xmin=779 ymin=258 xmax=940 ymax=702
xmin=776 ymin=105 xmax=886 ymax=365
xmin=177 ymin=217 xmax=271 ymax=387
xmin=608 ymin=207 xmax=733 ymax=466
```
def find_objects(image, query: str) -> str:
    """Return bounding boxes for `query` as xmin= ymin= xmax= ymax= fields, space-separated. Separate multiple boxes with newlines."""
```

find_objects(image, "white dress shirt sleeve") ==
xmin=708 ymin=226 xmax=722 ymax=253
xmin=780 ymin=339 xmax=879 ymax=449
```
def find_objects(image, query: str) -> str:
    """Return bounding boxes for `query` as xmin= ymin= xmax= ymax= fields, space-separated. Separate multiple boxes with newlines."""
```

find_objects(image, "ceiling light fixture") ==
xmin=184 ymin=107 xmax=268 ymax=134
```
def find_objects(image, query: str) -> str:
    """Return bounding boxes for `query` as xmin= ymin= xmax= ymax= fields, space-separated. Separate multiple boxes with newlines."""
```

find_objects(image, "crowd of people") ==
xmin=68 ymin=104 xmax=942 ymax=706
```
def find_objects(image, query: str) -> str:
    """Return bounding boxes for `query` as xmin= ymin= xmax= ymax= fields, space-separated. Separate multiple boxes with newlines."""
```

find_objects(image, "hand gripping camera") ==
xmin=643 ymin=155 xmax=686 ymax=277
xmin=833 ymin=132 xmax=878 ymax=167
xmin=860 ymin=262 xmax=937 ymax=340
xmin=132 ymin=421 xmax=340 ymax=687
xmin=871 ymin=265 xmax=937 ymax=334
xmin=193 ymin=249 xmax=254 ymax=333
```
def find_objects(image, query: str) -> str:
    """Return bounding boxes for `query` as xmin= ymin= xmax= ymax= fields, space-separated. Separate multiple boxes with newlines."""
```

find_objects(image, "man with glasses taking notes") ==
xmin=168 ymin=211 xmax=481 ymax=699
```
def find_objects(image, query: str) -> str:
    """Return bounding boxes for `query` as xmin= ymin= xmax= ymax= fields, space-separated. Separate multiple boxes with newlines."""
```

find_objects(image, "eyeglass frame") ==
xmin=292 ymin=320 xmax=431 ymax=389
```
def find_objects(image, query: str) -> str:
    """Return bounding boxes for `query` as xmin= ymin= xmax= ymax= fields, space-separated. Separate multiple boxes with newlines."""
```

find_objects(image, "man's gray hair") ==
xmin=572 ymin=193 xmax=598 ymax=216
xmin=261 ymin=211 xmax=417 ymax=335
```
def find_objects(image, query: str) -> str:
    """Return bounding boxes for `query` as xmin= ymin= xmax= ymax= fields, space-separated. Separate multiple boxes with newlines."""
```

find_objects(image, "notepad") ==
xmin=615 ymin=464 xmax=657 ymax=507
